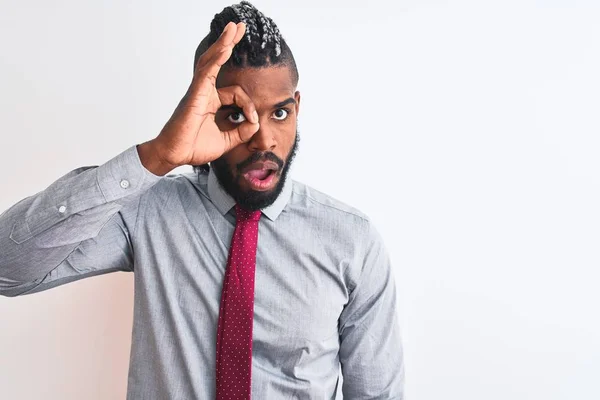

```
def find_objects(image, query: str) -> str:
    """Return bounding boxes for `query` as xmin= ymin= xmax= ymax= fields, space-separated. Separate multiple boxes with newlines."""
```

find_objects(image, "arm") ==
xmin=1 ymin=21 xmax=259 ymax=297
xmin=339 ymin=219 xmax=405 ymax=399
xmin=0 ymin=144 xmax=163 ymax=297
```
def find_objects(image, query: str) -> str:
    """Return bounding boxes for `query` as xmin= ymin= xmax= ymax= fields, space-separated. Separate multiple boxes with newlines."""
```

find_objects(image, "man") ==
xmin=0 ymin=2 xmax=404 ymax=398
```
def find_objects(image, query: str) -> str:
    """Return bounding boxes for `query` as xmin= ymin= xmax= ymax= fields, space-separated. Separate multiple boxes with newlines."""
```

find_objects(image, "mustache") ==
xmin=236 ymin=151 xmax=284 ymax=172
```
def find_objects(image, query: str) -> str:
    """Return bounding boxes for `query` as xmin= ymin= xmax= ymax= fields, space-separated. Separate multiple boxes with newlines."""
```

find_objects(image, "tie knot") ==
xmin=235 ymin=204 xmax=262 ymax=222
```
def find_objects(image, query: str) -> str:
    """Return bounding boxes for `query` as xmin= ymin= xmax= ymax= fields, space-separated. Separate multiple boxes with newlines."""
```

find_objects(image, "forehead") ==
xmin=216 ymin=66 xmax=295 ymax=105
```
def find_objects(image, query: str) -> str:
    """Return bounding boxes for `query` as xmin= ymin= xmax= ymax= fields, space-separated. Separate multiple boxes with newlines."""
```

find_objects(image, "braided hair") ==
xmin=192 ymin=1 xmax=299 ymax=174
xmin=194 ymin=1 xmax=298 ymax=82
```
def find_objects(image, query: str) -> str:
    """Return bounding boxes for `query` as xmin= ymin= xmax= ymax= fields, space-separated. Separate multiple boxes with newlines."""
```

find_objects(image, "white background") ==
xmin=1 ymin=0 xmax=599 ymax=399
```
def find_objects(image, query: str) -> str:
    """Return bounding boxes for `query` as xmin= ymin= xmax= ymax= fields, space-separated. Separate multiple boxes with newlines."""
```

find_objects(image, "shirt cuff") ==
xmin=9 ymin=145 xmax=163 ymax=244
xmin=97 ymin=144 xmax=163 ymax=203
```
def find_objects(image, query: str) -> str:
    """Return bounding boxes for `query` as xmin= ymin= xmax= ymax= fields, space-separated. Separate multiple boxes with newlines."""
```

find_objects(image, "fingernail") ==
xmin=253 ymin=111 xmax=259 ymax=123
xmin=220 ymin=23 xmax=229 ymax=37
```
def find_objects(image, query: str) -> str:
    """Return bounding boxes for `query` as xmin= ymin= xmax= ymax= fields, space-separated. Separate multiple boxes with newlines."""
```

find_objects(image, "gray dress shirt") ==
xmin=0 ymin=145 xmax=404 ymax=399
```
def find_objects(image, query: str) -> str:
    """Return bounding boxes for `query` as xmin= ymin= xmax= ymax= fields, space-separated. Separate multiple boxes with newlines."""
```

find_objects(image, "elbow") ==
xmin=0 ymin=273 xmax=37 ymax=297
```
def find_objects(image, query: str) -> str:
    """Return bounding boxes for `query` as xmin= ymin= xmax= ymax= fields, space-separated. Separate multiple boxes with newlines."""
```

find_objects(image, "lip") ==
xmin=240 ymin=161 xmax=280 ymax=174
xmin=241 ymin=168 xmax=278 ymax=191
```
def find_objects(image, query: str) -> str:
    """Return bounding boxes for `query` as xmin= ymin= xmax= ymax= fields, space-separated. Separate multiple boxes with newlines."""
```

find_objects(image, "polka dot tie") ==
xmin=215 ymin=204 xmax=262 ymax=400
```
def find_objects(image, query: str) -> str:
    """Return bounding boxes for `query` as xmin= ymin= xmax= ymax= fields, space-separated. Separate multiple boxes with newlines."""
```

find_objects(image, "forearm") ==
xmin=0 ymin=145 xmax=162 ymax=296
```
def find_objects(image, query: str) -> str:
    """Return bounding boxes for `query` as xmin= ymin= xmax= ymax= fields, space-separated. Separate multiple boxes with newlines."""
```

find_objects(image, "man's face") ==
xmin=211 ymin=65 xmax=301 ymax=211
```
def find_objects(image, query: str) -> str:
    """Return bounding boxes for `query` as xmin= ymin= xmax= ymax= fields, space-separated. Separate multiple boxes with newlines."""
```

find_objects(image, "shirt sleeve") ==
xmin=338 ymin=219 xmax=405 ymax=399
xmin=0 ymin=145 xmax=163 ymax=297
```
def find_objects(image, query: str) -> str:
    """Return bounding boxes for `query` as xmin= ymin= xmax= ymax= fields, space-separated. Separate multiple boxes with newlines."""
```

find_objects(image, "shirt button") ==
xmin=120 ymin=179 xmax=130 ymax=189
xmin=58 ymin=205 xmax=66 ymax=213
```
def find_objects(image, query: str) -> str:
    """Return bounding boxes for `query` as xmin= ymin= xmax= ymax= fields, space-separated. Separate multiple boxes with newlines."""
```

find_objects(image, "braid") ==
xmin=192 ymin=1 xmax=299 ymax=176
xmin=194 ymin=1 xmax=297 ymax=80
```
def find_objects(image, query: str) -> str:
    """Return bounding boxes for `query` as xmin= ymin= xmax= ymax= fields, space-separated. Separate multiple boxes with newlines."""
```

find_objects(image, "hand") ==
xmin=146 ymin=22 xmax=259 ymax=172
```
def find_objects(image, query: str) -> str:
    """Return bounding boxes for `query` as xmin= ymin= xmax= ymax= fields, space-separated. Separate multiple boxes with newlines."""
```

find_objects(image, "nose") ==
xmin=247 ymin=123 xmax=276 ymax=152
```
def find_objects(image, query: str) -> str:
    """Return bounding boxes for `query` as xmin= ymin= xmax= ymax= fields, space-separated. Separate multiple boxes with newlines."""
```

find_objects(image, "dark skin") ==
xmin=214 ymin=66 xmax=301 ymax=195
xmin=137 ymin=21 xmax=300 ymax=202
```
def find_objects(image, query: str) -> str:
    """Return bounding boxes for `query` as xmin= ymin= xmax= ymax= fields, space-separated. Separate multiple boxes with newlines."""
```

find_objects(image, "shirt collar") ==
xmin=207 ymin=167 xmax=292 ymax=221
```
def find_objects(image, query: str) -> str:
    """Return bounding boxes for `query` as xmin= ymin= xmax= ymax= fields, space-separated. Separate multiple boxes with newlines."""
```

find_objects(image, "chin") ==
xmin=234 ymin=176 xmax=285 ymax=211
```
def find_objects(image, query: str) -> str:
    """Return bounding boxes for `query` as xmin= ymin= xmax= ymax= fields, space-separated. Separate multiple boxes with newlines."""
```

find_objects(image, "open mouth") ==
xmin=246 ymin=169 xmax=274 ymax=180
xmin=242 ymin=167 xmax=278 ymax=191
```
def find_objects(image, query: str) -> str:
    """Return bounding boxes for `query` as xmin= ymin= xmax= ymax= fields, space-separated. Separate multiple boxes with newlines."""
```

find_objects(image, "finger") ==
xmin=194 ymin=22 xmax=234 ymax=71
xmin=203 ymin=22 xmax=246 ymax=75
xmin=222 ymin=121 xmax=260 ymax=151
xmin=195 ymin=22 xmax=245 ymax=74
xmin=232 ymin=21 xmax=246 ymax=44
xmin=190 ymin=22 xmax=246 ymax=98
xmin=217 ymin=85 xmax=259 ymax=124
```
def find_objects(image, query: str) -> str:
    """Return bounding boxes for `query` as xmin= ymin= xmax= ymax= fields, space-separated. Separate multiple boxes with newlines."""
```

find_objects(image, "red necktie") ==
xmin=215 ymin=204 xmax=262 ymax=399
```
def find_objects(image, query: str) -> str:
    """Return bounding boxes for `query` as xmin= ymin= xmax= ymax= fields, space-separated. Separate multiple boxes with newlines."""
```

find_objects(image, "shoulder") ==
xmin=291 ymin=179 xmax=368 ymax=218
xmin=289 ymin=179 xmax=389 ymax=290
xmin=288 ymin=178 xmax=376 ymax=237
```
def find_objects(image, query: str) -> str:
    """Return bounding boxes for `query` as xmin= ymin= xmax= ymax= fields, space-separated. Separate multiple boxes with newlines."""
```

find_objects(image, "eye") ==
xmin=227 ymin=112 xmax=246 ymax=124
xmin=272 ymin=108 xmax=289 ymax=121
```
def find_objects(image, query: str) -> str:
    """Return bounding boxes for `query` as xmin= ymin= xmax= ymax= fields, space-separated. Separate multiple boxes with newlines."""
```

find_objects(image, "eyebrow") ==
xmin=273 ymin=97 xmax=296 ymax=108
xmin=218 ymin=97 xmax=296 ymax=112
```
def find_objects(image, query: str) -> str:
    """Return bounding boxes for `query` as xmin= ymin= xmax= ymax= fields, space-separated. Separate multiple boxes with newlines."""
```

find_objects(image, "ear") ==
xmin=294 ymin=91 xmax=301 ymax=116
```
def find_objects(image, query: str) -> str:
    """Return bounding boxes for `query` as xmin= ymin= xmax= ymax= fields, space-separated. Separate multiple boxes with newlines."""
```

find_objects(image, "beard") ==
xmin=210 ymin=131 xmax=300 ymax=211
